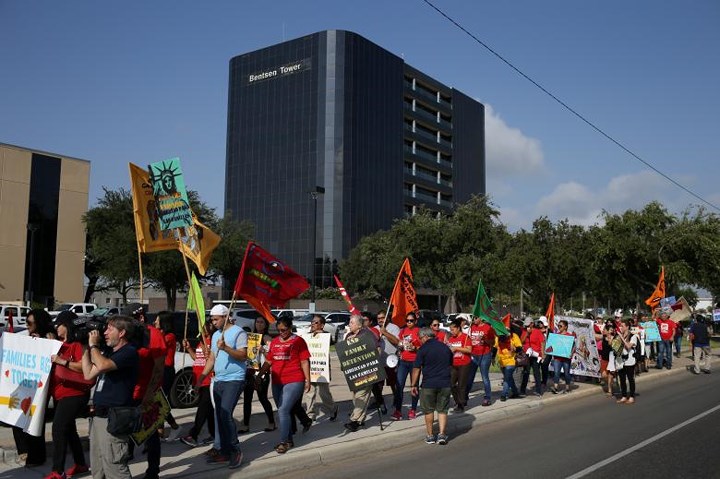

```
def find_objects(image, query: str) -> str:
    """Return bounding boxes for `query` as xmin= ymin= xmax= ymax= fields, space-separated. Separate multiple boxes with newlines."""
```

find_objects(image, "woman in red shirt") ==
xmin=155 ymin=311 xmax=180 ymax=431
xmin=446 ymin=319 xmax=472 ymax=412
xmin=256 ymin=317 xmax=311 ymax=454
xmin=520 ymin=318 xmax=545 ymax=396
xmin=432 ymin=319 xmax=447 ymax=343
xmin=45 ymin=312 xmax=91 ymax=479
xmin=392 ymin=313 xmax=422 ymax=420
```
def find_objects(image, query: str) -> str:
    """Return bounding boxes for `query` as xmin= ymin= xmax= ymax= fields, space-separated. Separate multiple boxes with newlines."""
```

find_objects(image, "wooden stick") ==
xmin=176 ymin=231 xmax=194 ymax=369
xmin=136 ymin=242 xmax=144 ymax=305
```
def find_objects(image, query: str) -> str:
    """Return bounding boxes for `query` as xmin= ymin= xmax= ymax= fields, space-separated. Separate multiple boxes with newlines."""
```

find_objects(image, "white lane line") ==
xmin=566 ymin=403 xmax=720 ymax=479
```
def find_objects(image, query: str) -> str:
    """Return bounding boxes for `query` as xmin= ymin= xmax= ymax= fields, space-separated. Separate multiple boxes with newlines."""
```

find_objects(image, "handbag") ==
xmin=107 ymin=406 xmax=143 ymax=436
xmin=54 ymin=357 xmax=96 ymax=392
xmin=514 ymin=350 xmax=529 ymax=367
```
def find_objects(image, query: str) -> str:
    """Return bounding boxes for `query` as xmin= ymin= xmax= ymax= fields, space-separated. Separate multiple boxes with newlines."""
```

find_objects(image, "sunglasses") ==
xmin=406 ymin=319 xmax=416 ymax=323
xmin=277 ymin=327 xmax=290 ymax=333
xmin=431 ymin=323 xmax=440 ymax=327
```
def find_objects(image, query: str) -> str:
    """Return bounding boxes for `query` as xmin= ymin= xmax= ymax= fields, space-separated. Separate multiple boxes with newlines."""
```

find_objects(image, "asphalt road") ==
xmin=279 ymin=369 xmax=720 ymax=479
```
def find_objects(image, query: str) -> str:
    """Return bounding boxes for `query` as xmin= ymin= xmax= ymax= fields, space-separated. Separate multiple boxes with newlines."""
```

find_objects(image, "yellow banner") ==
xmin=129 ymin=163 xmax=177 ymax=253
xmin=177 ymin=216 xmax=221 ymax=276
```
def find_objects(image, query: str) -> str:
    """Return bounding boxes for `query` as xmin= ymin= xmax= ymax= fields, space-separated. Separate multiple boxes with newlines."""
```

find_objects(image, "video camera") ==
xmin=75 ymin=318 xmax=107 ymax=346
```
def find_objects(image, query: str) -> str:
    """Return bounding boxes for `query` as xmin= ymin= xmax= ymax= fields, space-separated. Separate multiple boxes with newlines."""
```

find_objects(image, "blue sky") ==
xmin=2 ymin=1 xmax=718 ymax=230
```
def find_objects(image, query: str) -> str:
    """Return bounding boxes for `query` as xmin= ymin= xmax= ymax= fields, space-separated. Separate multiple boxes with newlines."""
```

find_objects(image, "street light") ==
xmin=25 ymin=223 xmax=38 ymax=306
xmin=309 ymin=186 xmax=325 ymax=313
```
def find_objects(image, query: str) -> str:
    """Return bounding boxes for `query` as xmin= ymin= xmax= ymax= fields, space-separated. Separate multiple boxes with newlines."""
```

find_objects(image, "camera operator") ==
xmin=81 ymin=316 xmax=139 ymax=479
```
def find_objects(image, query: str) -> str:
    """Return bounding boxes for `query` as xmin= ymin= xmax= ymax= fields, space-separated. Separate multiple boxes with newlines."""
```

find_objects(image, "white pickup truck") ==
xmin=48 ymin=303 xmax=98 ymax=322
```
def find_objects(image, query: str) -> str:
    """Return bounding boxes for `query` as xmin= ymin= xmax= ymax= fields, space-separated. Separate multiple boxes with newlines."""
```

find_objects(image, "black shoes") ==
xmin=344 ymin=421 xmax=361 ymax=432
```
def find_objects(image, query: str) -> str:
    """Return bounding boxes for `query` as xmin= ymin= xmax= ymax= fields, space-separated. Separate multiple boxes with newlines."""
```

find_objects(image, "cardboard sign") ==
xmin=544 ymin=333 xmax=575 ymax=359
xmin=0 ymin=333 xmax=62 ymax=436
xmin=642 ymin=321 xmax=661 ymax=342
xmin=336 ymin=331 xmax=385 ymax=392
xmin=669 ymin=297 xmax=691 ymax=323
xmin=246 ymin=333 xmax=264 ymax=370
xmin=131 ymin=389 xmax=171 ymax=446
xmin=713 ymin=309 xmax=720 ymax=323
xmin=148 ymin=157 xmax=193 ymax=230
xmin=660 ymin=296 xmax=676 ymax=308
xmin=301 ymin=332 xmax=331 ymax=383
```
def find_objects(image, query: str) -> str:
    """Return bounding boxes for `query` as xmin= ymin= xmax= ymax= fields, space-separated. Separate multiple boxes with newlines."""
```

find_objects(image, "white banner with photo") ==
xmin=557 ymin=316 xmax=601 ymax=378
xmin=301 ymin=332 xmax=331 ymax=383
xmin=0 ymin=333 xmax=62 ymax=436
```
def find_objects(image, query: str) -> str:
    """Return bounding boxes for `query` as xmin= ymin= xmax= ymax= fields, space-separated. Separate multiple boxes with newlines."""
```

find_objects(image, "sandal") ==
xmin=274 ymin=442 xmax=293 ymax=454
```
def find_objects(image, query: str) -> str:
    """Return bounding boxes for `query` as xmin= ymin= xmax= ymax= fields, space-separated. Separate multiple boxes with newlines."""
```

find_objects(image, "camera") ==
xmin=75 ymin=319 xmax=107 ymax=346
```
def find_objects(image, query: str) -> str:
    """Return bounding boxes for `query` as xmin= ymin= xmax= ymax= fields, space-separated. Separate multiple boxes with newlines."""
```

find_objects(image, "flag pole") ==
xmin=176 ymin=231 xmax=194 ymax=368
xmin=136 ymin=241 xmax=144 ymax=306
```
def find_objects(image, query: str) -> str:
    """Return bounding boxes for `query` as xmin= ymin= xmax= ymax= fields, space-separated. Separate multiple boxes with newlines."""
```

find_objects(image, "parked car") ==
xmin=49 ymin=303 xmax=97 ymax=320
xmin=0 ymin=304 xmax=31 ymax=330
xmin=90 ymin=306 xmax=121 ymax=319
xmin=271 ymin=309 xmax=309 ymax=320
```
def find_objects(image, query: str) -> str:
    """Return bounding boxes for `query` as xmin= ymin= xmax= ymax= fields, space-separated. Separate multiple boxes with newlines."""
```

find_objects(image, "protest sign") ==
xmin=131 ymin=389 xmax=171 ymax=446
xmin=642 ymin=321 xmax=661 ymax=342
xmin=148 ymin=157 xmax=193 ymax=231
xmin=660 ymin=296 xmax=676 ymax=309
xmin=246 ymin=333 xmax=264 ymax=370
xmin=545 ymin=333 xmax=575 ymax=359
xmin=714 ymin=309 xmax=720 ymax=323
xmin=669 ymin=297 xmax=691 ymax=323
xmin=301 ymin=332 xmax=331 ymax=383
xmin=0 ymin=333 xmax=61 ymax=436
xmin=336 ymin=332 xmax=385 ymax=392
xmin=557 ymin=316 xmax=600 ymax=378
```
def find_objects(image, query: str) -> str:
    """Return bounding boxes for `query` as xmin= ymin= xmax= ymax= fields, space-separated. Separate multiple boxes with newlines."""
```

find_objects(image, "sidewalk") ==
xmin=0 ymin=348 xmax=713 ymax=479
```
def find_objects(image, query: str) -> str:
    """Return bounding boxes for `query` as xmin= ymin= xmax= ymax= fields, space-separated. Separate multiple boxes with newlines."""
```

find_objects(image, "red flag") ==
xmin=334 ymin=275 xmax=360 ymax=315
xmin=501 ymin=313 xmax=512 ymax=330
xmin=644 ymin=266 xmax=665 ymax=310
xmin=7 ymin=309 xmax=14 ymax=333
xmin=389 ymin=258 xmax=418 ymax=327
xmin=545 ymin=293 xmax=556 ymax=332
xmin=241 ymin=294 xmax=276 ymax=324
xmin=233 ymin=242 xmax=310 ymax=309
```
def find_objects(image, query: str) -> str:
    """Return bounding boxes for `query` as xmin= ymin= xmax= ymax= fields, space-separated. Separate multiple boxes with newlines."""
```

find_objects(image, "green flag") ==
xmin=187 ymin=272 xmax=206 ymax=334
xmin=472 ymin=278 xmax=509 ymax=336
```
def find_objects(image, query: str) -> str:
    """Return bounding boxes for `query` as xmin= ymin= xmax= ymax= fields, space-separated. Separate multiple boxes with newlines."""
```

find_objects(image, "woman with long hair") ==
xmin=155 ymin=311 xmax=179 ymax=432
xmin=239 ymin=316 xmax=276 ymax=433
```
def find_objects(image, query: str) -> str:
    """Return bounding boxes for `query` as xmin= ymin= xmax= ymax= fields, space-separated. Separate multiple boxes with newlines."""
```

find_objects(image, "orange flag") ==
xmin=644 ymin=266 xmax=665 ymax=310
xmin=501 ymin=313 xmax=512 ymax=330
xmin=389 ymin=258 xmax=418 ymax=327
xmin=545 ymin=292 xmax=556 ymax=332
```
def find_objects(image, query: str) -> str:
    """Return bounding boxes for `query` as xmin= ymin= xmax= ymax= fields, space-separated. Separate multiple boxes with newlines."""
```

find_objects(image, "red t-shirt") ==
xmin=446 ymin=333 xmax=471 ymax=366
xmin=192 ymin=337 xmax=212 ymax=387
xmin=657 ymin=319 xmax=676 ymax=341
xmin=522 ymin=328 xmax=544 ymax=355
xmin=164 ymin=332 xmax=177 ymax=367
xmin=268 ymin=334 xmax=311 ymax=385
xmin=51 ymin=341 xmax=87 ymax=401
xmin=398 ymin=327 xmax=422 ymax=362
xmin=133 ymin=325 xmax=167 ymax=401
xmin=469 ymin=322 xmax=495 ymax=356
xmin=435 ymin=330 xmax=447 ymax=344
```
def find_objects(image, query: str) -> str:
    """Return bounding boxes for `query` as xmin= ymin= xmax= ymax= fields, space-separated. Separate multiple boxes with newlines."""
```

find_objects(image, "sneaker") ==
xmin=424 ymin=435 xmax=436 ymax=445
xmin=391 ymin=410 xmax=403 ymax=421
xmin=453 ymin=405 xmax=464 ymax=413
xmin=330 ymin=405 xmax=339 ymax=421
xmin=408 ymin=409 xmax=417 ymax=420
xmin=206 ymin=454 xmax=229 ymax=465
xmin=702 ymin=369 xmax=712 ymax=374
xmin=436 ymin=434 xmax=448 ymax=445
xmin=481 ymin=399 xmax=491 ymax=407
xmin=379 ymin=404 xmax=388 ymax=415
xmin=65 ymin=464 xmax=89 ymax=479
xmin=344 ymin=421 xmax=361 ymax=432
xmin=204 ymin=447 xmax=220 ymax=457
xmin=200 ymin=436 xmax=215 ymax=446
xmin=180 ymin=435 xmax=198 ymax=447
xmin=44 ymin=472 xmax=66 ymax=479
xmin=550 ymin=387 xmax=559 ymax=395
xmin=500 ymin=396 xmax=507 ymax=402
xmin=228 ymin=450 xmax=243 ymax=469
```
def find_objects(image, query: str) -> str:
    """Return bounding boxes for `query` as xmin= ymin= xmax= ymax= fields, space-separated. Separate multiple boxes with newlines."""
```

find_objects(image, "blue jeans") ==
xmin=674 ymin=336 xmax=682 ymax=356
xmin=501 ymin=366 xmax=518 ymax=397
xmin=520 ymin=357 xmax=542 ymax=395
xmin=272 ymin=381 xmax=305 ymax=443
xmin=394 ymin=360 xmax=419 ymax=412
xmin=213 ymin=380 xmax=244 ymax=455
xmin=466 ymin=353 xmax=492 ymax=400
xmin=552 ymin=359 xmax=571 ymax=386
xmin=657 ymin=340 xmax=673 ymax=368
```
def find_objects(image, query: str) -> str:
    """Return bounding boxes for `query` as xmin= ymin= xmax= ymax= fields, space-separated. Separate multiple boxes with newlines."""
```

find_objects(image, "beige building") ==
xmin=0 ymin=143 xmax=90 ymax=306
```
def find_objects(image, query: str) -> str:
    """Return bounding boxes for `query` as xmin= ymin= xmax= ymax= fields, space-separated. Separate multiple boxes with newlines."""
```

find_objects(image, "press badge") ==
xmin=96 ymin=374 xmax=105 ymax=392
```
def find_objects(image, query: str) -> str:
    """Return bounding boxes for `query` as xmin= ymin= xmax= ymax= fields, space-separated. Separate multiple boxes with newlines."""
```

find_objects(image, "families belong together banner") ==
xmin=0 ymin=333 xmax=61 ymax=436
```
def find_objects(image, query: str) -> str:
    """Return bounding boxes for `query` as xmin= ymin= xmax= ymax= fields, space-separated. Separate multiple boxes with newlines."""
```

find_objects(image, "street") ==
xmin=278 ymin=369 xmax=720 ymax=479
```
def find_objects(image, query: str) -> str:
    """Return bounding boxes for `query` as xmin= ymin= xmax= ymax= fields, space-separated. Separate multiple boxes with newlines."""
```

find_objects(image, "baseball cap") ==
xmin=210 ymin=304 xmax=229 ymax=317
xmin=537 ymin=316 xmax=548 ymax=327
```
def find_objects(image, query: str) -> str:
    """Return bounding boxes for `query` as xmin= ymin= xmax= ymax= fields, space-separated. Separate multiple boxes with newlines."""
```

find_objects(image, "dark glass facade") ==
xmin=225 ymin=31 xmax=485 ymax=283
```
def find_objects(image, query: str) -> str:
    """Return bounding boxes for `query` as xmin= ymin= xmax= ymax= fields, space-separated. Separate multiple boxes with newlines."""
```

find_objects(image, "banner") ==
xmin=556 ymin=316 xmax=600 ymax=378
xmin=714 ymin=309 xmax=720 ymax=323
xmin=544 ymin=333 xmax=575 ymax=359
xmin=148 ymin=157 xmax=193 ymax=231
xmin=0 ymin=334 xmax=61 ymax=436
xmin=660 ymin=296 xmax=676 ymax=309
xmin=642 ymin=321 xmax=661 ymax=342
xmin=177 ymin=216 xmax=221 ymax=276
xmin=389 ymin=258 xmax=418 ymax=327
xmin=131 ymin=389 xmax=171 ymax=446
xmin=644 ymin=266 xmax=665 ymax=309
xmin=472 ymin=278 xmax=509 ymax=336
xmin=336 ymin=332 xmax=385 ymax=392
xmin=129 ymin=163 xmax=177 ymax=253
xmin=301 ymin=332 xmax=331 ymax=383
xmin=246 ymin=333 xmax=264 ymax=370
xmin=669 ymin=297 xmax=691 ymax=323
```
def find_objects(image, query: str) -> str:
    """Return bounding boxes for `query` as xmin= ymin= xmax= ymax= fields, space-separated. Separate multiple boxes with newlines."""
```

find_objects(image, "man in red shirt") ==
xmin=465 ymin=315 xmax=496 ymax=406
xmin=656 ymin=307 xmax=676 ymax=370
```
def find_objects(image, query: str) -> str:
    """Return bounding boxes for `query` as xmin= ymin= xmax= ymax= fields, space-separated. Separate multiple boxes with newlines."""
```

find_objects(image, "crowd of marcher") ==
xmin=5 ymin=303 xmax=714 ymax=477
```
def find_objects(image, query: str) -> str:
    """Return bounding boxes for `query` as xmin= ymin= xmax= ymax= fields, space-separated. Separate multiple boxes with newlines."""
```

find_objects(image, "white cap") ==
xmin=523 ymin=317 xmax=533 ymax=326
xmin=538 ymin=316 xmax=548 ymax=326
xmin=210 ymin=304 xmax=229 ymax=317
xmin=614 ymin=309 xmax=623 ymax=318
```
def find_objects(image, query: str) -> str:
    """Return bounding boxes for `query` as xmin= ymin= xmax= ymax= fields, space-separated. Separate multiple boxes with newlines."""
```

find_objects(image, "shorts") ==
xmin=419 ymin=387 xmax=451 ymax=414
xmin=600 ymin=359 xmax=609 ymax=373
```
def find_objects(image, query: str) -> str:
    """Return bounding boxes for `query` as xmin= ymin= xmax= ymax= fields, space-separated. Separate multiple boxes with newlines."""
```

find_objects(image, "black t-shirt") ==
xmin=93 ymin=343 xmax=139 ymax=408
xmin=599 ymin=336 xmax=611 ymax=361
xmin=413 ymin=338 xmax=452 ymax=388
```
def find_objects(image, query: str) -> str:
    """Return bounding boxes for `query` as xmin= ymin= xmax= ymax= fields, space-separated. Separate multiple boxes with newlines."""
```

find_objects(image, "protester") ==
xmin=81 ymin=316 xmax=139 ymax=479
xmin=656 ymin=307 xmax=677 ymax=370
xmin=630 ymin=316 xmax=647 ymax=375
xmin=673 ymin=321 xmax=684 ymax=358
xmin=44 ymin=312 xmax=91 ymax=479
xmin=155 ymin=311 xmax=180 ymax=435
xmin=537 ymin=316 xmax=553 ymax=392
xmin=597 ymin=317 xmax=613 ymax=396
xmin=495 ymin=328 xmax=523 ymax=401
xmin=180 ymin=320 xmax=216 ymax=447
xmin=343 ymin=315 xmax=380 ymax=432
xmin=12 ymin=308 xmax=56 ymax=468
xmin=390 ymin=312 xmax=422 ymax=420
xmin=304 ymin=315 xmax=338 ymax=422
xmin=615 ymin=319 xmax=639 ymax=404
xmin=520 ymin=317 xmax=544 ymax=397
xmin=196 ymin=304 xmax=247 ymax=469
xmin=446 ymin=319 xmax=471 ymax=411
xmin=550 ymin=320 xmax=575 ymax=394
xmin=363 ymin=312 xmax=387 ymax=414
xmin=255 ymin=316 xmax=311 ymax=454
xmin=604 ymin=321 xmax=620 ymax=398
xmin=237 ymin=316 xmax=276 ymax=433
xmin=377 ymin=310 xmax=400 ymax=401
xmin=689 ymin=315 xmax=712 ymax=375
xmin=466 ymin=314 xmax=496 ymax=406
xmin=432 ymin=318 xmax=447 ymax=343
xmin=410 ymin=327 xmax=453 ymax=445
